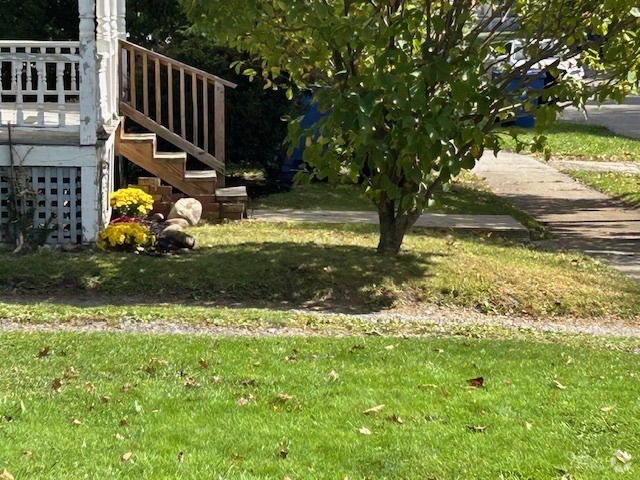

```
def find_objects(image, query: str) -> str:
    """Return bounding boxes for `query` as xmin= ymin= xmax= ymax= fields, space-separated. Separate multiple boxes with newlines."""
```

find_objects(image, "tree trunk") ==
xmin=376 ymin=198 xmax=420 ymax=256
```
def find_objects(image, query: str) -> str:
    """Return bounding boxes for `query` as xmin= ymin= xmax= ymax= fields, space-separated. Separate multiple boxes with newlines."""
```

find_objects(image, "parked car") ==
xmin=486 ymin=39 xmax=585 ymax=85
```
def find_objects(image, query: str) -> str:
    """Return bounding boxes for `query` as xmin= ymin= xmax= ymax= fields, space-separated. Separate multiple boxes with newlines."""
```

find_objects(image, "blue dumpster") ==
xmin=279 ymin=91 xmax=329 ymax=182
xmin=494 ymin=70 xmax=545 ymax=128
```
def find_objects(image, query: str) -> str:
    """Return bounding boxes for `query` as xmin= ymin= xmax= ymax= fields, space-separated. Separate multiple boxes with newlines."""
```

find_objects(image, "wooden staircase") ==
xmin=115 ymin=121 xmax=217 ymax=196
xmin=116 ymin=40 xmax=238 ymax=194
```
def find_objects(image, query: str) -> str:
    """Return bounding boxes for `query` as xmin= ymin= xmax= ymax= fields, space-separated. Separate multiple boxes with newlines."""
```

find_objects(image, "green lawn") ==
xmin=1 ymin=332 xmax=639 ymax=479
xmin=567 ymin=171 xmax=640 ymax=209
xmin=1 ymin=222 xmax=639 ymax=319
xmin=501 ymin=122 xmax=640 ymax=162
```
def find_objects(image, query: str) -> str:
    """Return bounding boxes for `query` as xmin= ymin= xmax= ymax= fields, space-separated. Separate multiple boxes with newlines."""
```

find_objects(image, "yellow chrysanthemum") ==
xmin=110 ymin=187 xmax=154 ymax=218
xmin=98 ymin=222 xmax=152 ymax=251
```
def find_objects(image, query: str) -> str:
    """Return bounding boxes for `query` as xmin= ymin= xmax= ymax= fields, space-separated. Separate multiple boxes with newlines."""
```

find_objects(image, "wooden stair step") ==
xmin=120 ymin=132 xmax=156 ymax=142
xmin=155 ymin=151 xmax=187 ymax=163
xmin=185 ymin=170 xmax=217 ymax=180
xmin=215 ymin=186 xmax=248 ymax=202
xmin=214 ymin=186 xmax=248 ymax=220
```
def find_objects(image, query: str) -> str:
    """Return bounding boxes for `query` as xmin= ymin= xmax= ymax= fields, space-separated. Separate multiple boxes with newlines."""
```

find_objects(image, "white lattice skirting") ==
xmin=0 ymin=166 xmax=83 ymax=245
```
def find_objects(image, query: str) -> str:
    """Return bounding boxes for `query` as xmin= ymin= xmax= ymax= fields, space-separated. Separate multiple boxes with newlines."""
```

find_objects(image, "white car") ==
xmin=487 ymin=39 xmax=585 ymax=84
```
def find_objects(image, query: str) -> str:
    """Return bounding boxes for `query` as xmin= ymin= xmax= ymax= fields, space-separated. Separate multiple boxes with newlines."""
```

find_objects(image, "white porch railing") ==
xmin=0 ymin=41 xmax=81 ymax=128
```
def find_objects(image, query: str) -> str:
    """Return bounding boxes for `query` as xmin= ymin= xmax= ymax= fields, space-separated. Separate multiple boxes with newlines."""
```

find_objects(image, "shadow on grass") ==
xmin=0 ymin=241 xmax=442 ymax=314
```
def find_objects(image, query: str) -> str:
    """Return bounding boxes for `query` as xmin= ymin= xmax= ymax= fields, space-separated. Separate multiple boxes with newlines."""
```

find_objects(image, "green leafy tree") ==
xmin=0 ymin=0 xmax=77 ymax=40
xmin=183 ymin=0 xmax=640 ymax=255
xmin=171 ymin=3 xmax=636 ymax=253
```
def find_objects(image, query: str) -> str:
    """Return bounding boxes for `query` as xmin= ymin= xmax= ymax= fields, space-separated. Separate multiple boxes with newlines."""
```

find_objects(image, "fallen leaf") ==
xmin=279 ymin=449 xmax=288 ymax=459
xmin=37 ymin=346 xmax=50 ymax=358
xmin=601 ymin=406 xmax=614 ymax=412
xmin=615 ymin=450 xmax=632 ymax=464
xmin=198 ymin=358 xmax=208 ymax=369
xmin=553 ymin=380 xmax=567 ymax=390
xmin=121 ymin=384 xmax=134 ymax=393
xmin=386 ymin=414 xmax=403 ymax=424
xmin=72 ymin=419 xmax=82 ymax=425
xmin=565 ymin=356 xmax=574 ymax=365
xmin=236 ymin=397 xmax=249 ymax=406
xmin=85 ymin=383 xmax=94 ymax=393
xmin=327 ymin=370 xmax=339 ymax=380
xmin=0 ymin=469 xmax=14 ymax=480
xmin=466 ymin=425 xmax=487 ymax=433
xmin=64 ymin=367 xmax=79 ymax=379
xmin=467 ymin=377 xmax=484 ymax=388
xmin=177 ymin=451 xmax=184 ymax=463
xmin=363 ymin=404 xmax=385 ymax=415
xmin=51 ymin=378 xmax=62 ymax=393
xmin=23 ymin=451 xmax=32 ymax=458
xmin=241 ymin=379 xmax=258 ymax=387
xmin=115 ymin=433 xmax=124 ymax=441
xmin=120 ymin=451 xmax=132 ymax=462
xmin=441 ymin=389 xmax=449 ymax=397
xmin=102 ymin=396 xmax=110 ymax=403
xmin=120 ymin=418 xmax=129 ymax=427
xmin=504 ymin=380 xmax=512 ymax=387
xmin=359 ymin=426 xmax=372 ymax=435
xmin=184 ymin=378 xmax=200 ymax=389
xmin=276 ymin=393 xmax=293 ymax=402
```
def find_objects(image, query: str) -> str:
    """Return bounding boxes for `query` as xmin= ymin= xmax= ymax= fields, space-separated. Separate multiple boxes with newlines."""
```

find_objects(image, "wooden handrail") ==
xmin=119 ymin=39 xmax=236 ymax=177
xmin=119 ymin=40 xmax=237 ymax=89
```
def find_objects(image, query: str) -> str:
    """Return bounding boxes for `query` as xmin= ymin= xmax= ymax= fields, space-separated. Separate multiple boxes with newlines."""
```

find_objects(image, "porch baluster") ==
xmin=36 ymin=61 xmax=46 ymax=125
xmin=57 ymin=62 xmax=66 ymax=126
xmin=15 ymin=63 xmax=24 ymax=125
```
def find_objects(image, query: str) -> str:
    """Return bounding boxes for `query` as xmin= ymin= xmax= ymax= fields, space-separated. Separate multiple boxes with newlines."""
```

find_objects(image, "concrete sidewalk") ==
xmin=560 ymin=95 xmax=640 ymax=138
xmin=250 ymin=209 xmax=529 ymax=239
xmin=473 ymin=151 xmax=640 ymax=282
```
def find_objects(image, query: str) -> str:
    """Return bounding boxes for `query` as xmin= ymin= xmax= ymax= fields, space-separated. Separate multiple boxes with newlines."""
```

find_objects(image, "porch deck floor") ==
xmin=0 ymin=103 xmax=81 ymax=146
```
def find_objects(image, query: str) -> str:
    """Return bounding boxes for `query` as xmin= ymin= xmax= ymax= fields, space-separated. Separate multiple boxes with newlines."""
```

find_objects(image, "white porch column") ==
xmin=96 ymin=0 xmax=112 ymax=124
xmin=109 ymin=0 xmax=119 ymax=119
xmin=117 ymin=0 xmax=127 ymax=104
xmin=78 ymin=0 xmax=97 ymax=145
